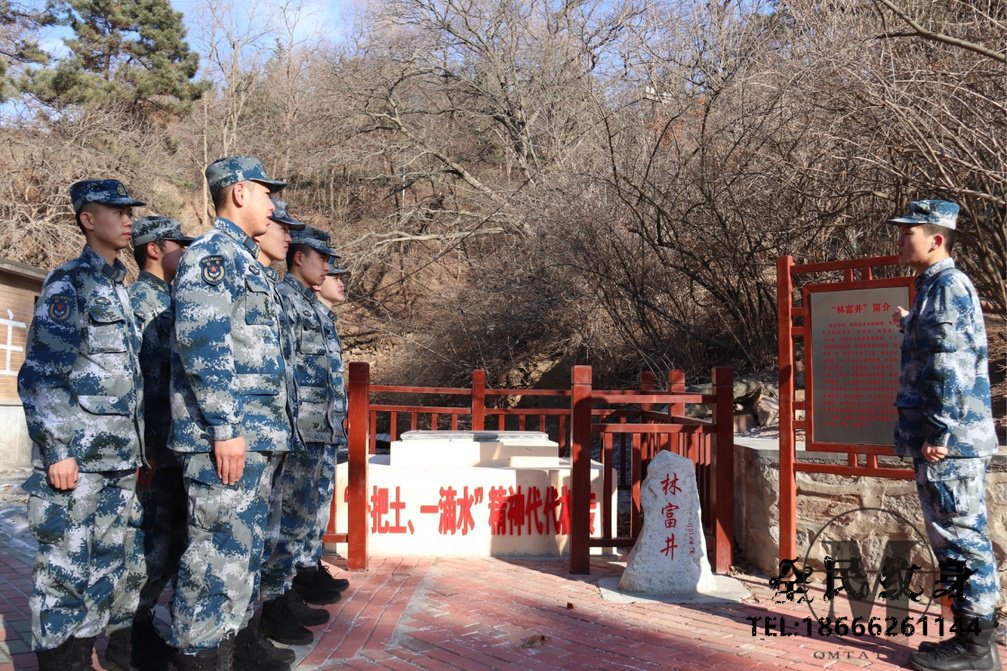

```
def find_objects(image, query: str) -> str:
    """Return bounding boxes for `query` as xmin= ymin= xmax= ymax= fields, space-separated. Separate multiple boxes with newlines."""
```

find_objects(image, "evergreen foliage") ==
xmin=21 ymin=0 xmax=206 ymax=113
xmin=0 ymin=0 xmax=53 ymax=101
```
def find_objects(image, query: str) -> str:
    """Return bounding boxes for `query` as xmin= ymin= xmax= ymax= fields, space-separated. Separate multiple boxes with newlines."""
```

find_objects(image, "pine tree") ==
xmin=0 ymin=0 xmax=52 ymax=101
xmin=21 ymin=0 xmax=206 ymax=113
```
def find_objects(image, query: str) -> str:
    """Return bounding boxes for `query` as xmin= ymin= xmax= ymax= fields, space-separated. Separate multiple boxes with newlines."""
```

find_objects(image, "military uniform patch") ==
xmin=201 ymin=256 xmax=226 ymax=285
xmin=48 ymin=294 xmax=72 ymax=321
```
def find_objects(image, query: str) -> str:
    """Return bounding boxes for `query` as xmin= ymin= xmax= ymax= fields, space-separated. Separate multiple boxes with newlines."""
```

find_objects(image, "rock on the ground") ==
xmin=756 ymin=396 xmax=779 ymax=427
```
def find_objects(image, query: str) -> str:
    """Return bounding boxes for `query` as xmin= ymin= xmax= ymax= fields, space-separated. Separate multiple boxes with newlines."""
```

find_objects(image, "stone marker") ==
xmin=619 ymin=449 xmax=717 ymax=594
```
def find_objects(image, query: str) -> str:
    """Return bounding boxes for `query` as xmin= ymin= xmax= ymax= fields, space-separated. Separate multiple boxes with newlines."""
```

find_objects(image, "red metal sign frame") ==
xmin=777 ymin=255 xmax=917 ymax=566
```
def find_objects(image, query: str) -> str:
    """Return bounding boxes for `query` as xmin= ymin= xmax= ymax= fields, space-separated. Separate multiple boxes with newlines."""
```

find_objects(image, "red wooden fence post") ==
xmin=347 ymin=361 xmax=370 ymax=571
xmin=569 ymin=365 xmax=593 ymax=574
xmin=669 ymin=369 xmax=686 ymax=457
xmin=639 ymin=370 xmax=654 ymax=461
xmin=668 ymin=369 xmax=685 ymax=416
xmin=777 ymin=255 xmax=797 ymax=566
xmin=712 ymin=366 xmax=734 ymax=574
xmin=471 ymin=369 xmax=485 ymax=431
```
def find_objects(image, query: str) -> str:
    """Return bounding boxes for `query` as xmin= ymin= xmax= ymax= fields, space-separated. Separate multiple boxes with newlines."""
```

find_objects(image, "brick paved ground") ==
xmin=5 ymin=551 xmax=1004 ymax=670
xmin=0 ymin=471 xmax=1003 ymax=670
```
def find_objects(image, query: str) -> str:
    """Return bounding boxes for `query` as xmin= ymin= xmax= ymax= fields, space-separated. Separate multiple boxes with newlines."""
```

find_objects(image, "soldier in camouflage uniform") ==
xmin=294 ymin=252 xmax=352 ymax=598
xmin=168 ymin=157 xmax=291 ymax=671
xmin=106 ymin=216 xmax=195 ymax=670
xmin=259 ymin=224 xmax=349 ymax=647
xmin=888 ymin=200 xmax=1000 ymax=671
xmin=18 ymin=180 xmax=146 ymax=670
xmin=232 ymin=198 xmax=307 ymax=669
xmin=315 ymin=255 xmax=350 ymax=311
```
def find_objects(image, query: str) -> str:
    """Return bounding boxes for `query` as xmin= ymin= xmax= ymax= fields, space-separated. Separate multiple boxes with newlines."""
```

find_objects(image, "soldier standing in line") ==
xmin=105 ymin=216 xmax=195 ymax=671
xmin=888 ymin=200 xmax=1000 ymax=671
xmin=231 ymin=198 xmax=306 ymax=671
xmin=18 ymin=180 xmax=146 ymax=670
xmin=168 ymin=157 xmax=290 ymax=671
xmin=314 ymin=256 xmax=349 ymax=312
xmin=259 ymin=225 xmax=349 ymax=648
xmin=292 ymin=250 xmax=352 ymax=599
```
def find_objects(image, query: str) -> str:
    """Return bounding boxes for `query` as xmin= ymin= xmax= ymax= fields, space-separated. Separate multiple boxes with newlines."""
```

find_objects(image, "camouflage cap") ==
xmin=205 ymin=156 xmax=287 ymax=198
xmin=290 ymin=225 xmax=334 ymax=256
xmin=327 ymin=255 xmax=350 ymax=279
xmin=268 ymin=199 xmax=306 ymax=230
xmin=132 ymin=215 xmax=196 ymax=247
xmin=888 ymin=199 xmax=959 ymax=230
xmin=70 ymin=179 xmax=145 ymax=214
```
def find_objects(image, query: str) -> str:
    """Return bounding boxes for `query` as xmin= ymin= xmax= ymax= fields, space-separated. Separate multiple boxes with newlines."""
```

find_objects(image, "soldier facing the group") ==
xmin=889 ymin=199 xmax=1000 ymax=671
xmin=19 ymin=158 xmax=353 ymax=671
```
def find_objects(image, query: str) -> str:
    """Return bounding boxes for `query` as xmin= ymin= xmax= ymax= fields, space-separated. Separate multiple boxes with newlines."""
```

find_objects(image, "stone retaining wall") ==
xmin=733 ymin=437 xmax=1006 ymax=609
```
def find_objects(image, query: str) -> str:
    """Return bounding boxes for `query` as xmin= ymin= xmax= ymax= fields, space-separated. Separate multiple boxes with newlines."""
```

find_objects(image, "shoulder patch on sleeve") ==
xmin=48 ymin=294 xmax=73 ymax=321
xmin=200 ymin=255 xmax=226 ymax=285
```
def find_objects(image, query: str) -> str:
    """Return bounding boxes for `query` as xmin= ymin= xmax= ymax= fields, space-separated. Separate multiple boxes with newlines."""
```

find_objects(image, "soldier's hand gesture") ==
xmin=48 ymin=457 xmax=79 ymax=491
xmin=214 ymin=437 xmax=247 ymax=485
xmin=921 ymin=442 xmax=948 ymax=463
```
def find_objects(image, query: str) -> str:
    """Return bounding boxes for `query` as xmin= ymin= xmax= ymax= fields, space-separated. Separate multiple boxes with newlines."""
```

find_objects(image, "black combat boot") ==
xmin=174 ymin=635 xmax=234 ymax=671
xmin=233 ymin=634 xmax=292 ymax=671
xmin=918 ymin=612 xmax=972 ymax=652
xmin=918 ymin=617 xmax=1001 ymax=669
xmin=283 ymin=588 xmax=330 ymax=626
xmin=261 ymin=594 xmax=314 ymax=646
xmin=234 ymin=610 xmax=295 ymax=664
xmin=174 ymin=648 xmax=220 ymax=671
xmin=910 ymin=618 xmax=999 ymax=671
xmin=105 ymin=617 xmax=173 ymax=671
xmin=292 ymin=563 xmax=346 ymax=605
xmin=35 ymin=638 xmax=79 ymax=671
xmin=218 ymin=634 xmax=235 ymax=671
xmin=315 ymin=562 xmax=350 ymax=592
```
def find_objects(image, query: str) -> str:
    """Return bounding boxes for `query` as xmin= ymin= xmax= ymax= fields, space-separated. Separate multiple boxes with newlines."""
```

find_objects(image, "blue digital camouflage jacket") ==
xmin=896 ymin=258 xmax=997 ymax=458
xmin=129 ymin=271 xmax=177 ymax=467
xmin=277 ymin=273 xmax=346 ymax=445
xmin=169 ymin=218 xmax=291 ymax=454
xmin=265 ymin=263 xmax=303 ymax=453
xmin=18 ymin=245 xmax=144 ymax=472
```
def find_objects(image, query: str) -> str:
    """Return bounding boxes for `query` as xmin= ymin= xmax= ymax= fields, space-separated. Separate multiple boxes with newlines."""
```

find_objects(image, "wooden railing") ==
xmin=568 ymin=366 xmax=734 ymax=574
xmin=326 ymin=363 xmax=735 ymax=575
xmin=368 ymin=370 xmax=571 ymax=453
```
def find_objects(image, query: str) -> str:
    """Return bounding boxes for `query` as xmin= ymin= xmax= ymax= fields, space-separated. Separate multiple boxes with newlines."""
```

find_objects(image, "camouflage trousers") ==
xmin=170 ymin=451 xmax=276 ymax=652
xmin=123 ymin=465 xmax=187 ymax=621
xmin=914 ymin=455 xmax=999 ymax=621
xmin=107 ymin=480 xmax=146 ymax=634
xmin=260 ymin=442 xmax=333 ymax=600
xmin=308 ymin=441 xmax=340 ymax=567
xmin=23 ymin=468 xmax=140 ymax=651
